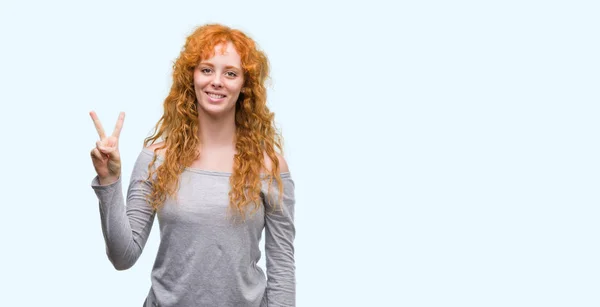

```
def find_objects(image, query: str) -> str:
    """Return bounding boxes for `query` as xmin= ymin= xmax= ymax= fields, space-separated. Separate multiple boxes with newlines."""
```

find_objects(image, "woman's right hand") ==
xmin=89 ymin=111 xmax=125 ymax=185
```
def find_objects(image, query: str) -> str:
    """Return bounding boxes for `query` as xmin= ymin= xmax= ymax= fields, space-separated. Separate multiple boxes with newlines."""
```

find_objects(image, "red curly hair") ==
xmin=143 ymin=24 xmax=284 ymax=220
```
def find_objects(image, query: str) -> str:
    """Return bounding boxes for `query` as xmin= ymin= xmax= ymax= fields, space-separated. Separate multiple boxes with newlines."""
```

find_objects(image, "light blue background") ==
xmin=0 ymin=0 xmax=598 ymax=306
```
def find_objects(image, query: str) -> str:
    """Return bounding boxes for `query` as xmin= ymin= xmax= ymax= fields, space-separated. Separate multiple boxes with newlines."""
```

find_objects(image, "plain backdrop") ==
xmin=0 ymin=0 xmax=598 ymax=306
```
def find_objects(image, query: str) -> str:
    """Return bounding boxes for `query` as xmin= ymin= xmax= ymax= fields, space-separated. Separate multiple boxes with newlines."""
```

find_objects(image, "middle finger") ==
xmin=112 ymin=112 xmax=125 ymax=138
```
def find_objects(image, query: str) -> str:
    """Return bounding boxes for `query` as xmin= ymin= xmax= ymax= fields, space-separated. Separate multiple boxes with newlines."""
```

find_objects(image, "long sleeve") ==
xmin=263 ymin=175 xmax=296 ymax=306
xmin=90 ymin=150 xmax=157 ymax=270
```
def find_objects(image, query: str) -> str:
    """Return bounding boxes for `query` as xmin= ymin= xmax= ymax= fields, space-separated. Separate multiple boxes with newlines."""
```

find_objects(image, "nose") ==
xmin=211 ymin=74 xmax=223 ymax=88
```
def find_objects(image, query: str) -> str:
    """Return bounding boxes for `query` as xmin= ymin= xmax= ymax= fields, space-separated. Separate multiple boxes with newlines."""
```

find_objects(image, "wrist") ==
xmin=99 ymin=175 xmax=119 ymax=186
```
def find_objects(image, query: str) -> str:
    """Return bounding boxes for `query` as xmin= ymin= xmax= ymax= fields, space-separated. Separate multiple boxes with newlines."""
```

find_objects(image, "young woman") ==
xmin=89 ymin=24 xmax=295 ymax=307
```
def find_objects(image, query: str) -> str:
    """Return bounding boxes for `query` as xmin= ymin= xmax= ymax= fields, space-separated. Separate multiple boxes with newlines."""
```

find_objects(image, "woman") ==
xmin=89 ymin=24 xmax=296 ymax=307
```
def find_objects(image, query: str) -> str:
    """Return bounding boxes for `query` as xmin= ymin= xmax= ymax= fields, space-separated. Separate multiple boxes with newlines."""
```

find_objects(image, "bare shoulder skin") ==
xmin=146 ymin=142 xmax=167 ymax=157
xmin=263 ymin=151 xmax=289 ymax=174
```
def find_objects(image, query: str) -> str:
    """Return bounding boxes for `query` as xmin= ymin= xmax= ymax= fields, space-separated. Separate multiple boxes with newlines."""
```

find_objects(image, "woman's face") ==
xmin=193 ymin=42 xmax=245 ymax=118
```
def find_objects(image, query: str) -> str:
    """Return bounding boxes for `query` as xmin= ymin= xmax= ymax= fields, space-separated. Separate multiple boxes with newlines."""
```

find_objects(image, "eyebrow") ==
xmin=199 ymin=62 xmax=242 ymax=72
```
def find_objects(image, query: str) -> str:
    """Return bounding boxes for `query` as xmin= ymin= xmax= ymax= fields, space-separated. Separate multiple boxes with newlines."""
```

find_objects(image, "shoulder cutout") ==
xmin=263 ymin=151 xmax=289 ymax=174
xmin=146 ymin=142 xmax=166 ymax=158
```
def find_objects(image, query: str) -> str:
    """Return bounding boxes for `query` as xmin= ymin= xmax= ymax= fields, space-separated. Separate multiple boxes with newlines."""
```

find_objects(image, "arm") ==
xmin=91 ymin=150 xmax=156 ymax=270
xmin=263 ymin=174 xmax=296 ymax=306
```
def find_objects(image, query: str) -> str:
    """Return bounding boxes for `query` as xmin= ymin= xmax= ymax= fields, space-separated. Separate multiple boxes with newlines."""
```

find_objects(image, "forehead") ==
xmin=202 ymin=42 xmax=241 ymax=65
xmin=215 ymin=41 xmax=237 ymax=55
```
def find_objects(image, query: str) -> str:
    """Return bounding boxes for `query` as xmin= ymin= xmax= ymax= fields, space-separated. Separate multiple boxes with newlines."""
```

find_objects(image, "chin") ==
xmin=198 ymin=100 xmax=235 ymax=115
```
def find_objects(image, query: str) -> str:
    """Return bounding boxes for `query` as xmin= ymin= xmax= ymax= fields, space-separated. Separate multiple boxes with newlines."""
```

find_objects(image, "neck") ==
xmin=197 ymin=109 xmax=237 ymax=150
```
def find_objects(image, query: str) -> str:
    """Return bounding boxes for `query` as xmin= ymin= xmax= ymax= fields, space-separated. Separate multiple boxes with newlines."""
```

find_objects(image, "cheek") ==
xmin=193 ymin=75 xmax=207 ymax=89
xmin=192 ymin=72 xmax=199 ymax=87
xmin=230 ymin=80 xmax=244 ymax=94
xmin=230 ymin=87 xmax=243 ymax=99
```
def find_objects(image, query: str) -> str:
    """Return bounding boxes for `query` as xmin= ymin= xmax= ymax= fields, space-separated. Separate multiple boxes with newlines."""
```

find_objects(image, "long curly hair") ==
xmin=142 ymin=24 xmax=284 ymax=220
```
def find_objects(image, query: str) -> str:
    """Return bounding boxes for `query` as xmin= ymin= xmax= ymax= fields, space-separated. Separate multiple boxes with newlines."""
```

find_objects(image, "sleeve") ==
xmin=263 ymin=175 xmax=296 ymax=306
xmin=90 ymin=150 xmax=157 ymax=271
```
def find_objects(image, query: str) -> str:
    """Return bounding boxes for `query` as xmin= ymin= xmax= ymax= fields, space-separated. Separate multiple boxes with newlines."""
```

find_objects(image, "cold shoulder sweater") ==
xmin=90 ymin=148 xmax=296 ymax=306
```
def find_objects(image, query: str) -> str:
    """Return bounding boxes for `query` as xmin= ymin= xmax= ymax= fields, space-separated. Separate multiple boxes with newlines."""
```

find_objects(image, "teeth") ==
xmin=207 ymin=93 xmax=225 ymax=99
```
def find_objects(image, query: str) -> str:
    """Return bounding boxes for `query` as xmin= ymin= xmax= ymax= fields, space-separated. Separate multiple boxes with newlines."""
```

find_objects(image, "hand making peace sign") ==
xmin=89 ymin=111 xmax=125 ymax=185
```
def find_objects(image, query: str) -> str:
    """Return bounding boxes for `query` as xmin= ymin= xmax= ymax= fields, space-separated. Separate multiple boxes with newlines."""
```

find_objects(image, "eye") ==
xmin=200 ymin=67 xmax=212 ymax=74
xmin=225 ymin=71 xmax=238 ymax=78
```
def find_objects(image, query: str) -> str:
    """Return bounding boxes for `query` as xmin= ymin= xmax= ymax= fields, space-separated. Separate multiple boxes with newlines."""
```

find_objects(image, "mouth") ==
xmin=205 ymin=91 xmax=227 ymax=99
xmin=204 ymin=91 xmax=227 ymax=103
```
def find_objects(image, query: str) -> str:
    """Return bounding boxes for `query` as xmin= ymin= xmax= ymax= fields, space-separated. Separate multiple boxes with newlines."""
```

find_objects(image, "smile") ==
xmin=205 ymin=91 xmax=226 ymax=99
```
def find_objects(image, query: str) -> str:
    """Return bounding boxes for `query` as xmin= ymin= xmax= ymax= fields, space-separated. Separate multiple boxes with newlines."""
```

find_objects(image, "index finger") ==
xmin=89 ymin=111 xmax=106 ymax=139
xmin=112 ymin=112 xmax=125 ymax=138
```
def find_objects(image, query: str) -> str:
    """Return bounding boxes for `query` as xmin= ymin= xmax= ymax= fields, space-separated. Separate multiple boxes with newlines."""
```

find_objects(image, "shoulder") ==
xmin=145 ymin=142 xmax=166 ymax=158
xmin=263 ymin=151 xmax=289 ymax=174
xmin=276 ymin=153 xmax=290 ymax=173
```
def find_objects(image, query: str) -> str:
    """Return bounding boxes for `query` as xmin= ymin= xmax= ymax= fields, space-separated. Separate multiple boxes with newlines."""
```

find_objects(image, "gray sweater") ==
xmin=91 ymin=148 xmax=296 ymax=307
